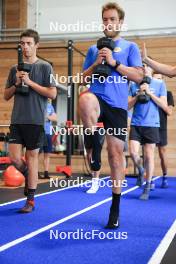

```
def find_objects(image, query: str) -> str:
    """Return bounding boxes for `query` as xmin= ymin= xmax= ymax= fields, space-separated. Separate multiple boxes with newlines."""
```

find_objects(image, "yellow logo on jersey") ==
xmin=114 ymin=47 xmax=122 ymax=53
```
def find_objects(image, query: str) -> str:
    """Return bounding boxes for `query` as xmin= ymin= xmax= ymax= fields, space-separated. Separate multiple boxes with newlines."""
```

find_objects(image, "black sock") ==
xmin=91 ymin=130 xmax=103 ymax=171
xmin=27 ymin=189 xmax=35 ymax=201
xmin=106 ymin=193 xmax=121 ymax=228
xmin=110 ymin=192 xmax=121 ymax=217
xmin=163 ymin=173 xmax=167 ymax=179
xmin=44 ymin=171 xmax=49 ymax=178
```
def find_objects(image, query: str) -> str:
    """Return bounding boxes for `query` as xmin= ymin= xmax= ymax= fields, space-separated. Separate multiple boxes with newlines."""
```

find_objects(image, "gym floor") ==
xmin=0 ymin=175 xmax=176 ymax=264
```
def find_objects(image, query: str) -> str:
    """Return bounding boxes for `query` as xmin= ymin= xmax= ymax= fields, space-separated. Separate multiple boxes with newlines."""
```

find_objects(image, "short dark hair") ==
xmin=153 ymin=71 xmax=161 ymax=75
xmin=152 ymin=71 xmax=163 ymax=78
xmin=20 ymin=29 xmax=40 ymax=44
xmin=102 ymin=2 xmax=125 ymax=20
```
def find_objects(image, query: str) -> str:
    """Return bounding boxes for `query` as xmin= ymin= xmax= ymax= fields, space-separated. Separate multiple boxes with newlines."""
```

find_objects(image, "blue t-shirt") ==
xmin=129 ymin=79 xmax=167 ymax=127
xmin=83 ymin=37 xmax=142 ymax=110
xmin=45 ymin=103 xmax=55 ymax=134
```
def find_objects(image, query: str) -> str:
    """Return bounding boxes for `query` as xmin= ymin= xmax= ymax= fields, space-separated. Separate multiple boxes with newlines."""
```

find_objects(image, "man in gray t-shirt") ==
xmin=4 ymin=29 xmax=57 ymax=213
xmin=6 ymin=59 xmax=56 ymax=125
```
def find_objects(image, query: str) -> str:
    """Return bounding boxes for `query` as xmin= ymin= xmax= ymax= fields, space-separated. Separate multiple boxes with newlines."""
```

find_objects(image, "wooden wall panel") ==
xmin=3 ymin=0 xmax=27 ymax=29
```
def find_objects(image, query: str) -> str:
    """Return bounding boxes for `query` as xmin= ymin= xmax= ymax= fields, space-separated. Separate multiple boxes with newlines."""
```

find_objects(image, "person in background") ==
xmin=4 ymin=29 xmax=57 ymax=213
xmin=128 ymin=64 xmax=167 ymax=200
xmin=39 ymin=99 xmax=57 ymax=179
xmin=142 ymin=43 xmax=176 ymax=77
xmin=153 ymin=72 xmax=174 ymax=188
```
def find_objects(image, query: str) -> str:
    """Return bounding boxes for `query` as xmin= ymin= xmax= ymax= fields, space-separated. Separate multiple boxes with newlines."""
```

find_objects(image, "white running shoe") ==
xmin=86 ymin=178 xmax=99 ymax=194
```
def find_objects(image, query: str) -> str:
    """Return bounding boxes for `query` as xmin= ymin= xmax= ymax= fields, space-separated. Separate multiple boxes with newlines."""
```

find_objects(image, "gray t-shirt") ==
xmin=5 ymin=59 xmax=56 ymax=125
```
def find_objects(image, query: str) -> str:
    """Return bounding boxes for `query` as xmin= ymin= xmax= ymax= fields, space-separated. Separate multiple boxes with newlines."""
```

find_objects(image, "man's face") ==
xmin=102 ymin=9 xmax=123 ymax=38
xmin=20 ymin=37 xmax=38 ymax=58
xmin=153 ymin=73 xmax=163 ymax=80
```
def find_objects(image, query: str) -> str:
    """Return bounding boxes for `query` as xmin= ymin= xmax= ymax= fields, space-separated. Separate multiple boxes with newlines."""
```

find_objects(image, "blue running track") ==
xmin=0 ymin=177 xmax=176 ymax=264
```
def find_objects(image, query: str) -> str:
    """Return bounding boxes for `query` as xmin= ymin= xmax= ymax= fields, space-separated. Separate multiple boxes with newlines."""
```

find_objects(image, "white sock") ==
xmin=86 ymin=178 xmax=99 ymax=194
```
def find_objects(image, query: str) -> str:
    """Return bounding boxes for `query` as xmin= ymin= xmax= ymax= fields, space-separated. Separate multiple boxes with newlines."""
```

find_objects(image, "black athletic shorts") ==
xmin=9 ymin=124 xmax=45 ymax=150
xmin=157 ymin=129 xmax=167 ymax=147
xmin=129 ymin=126 xmax=159 ymax=144
xmin=92 ymin=96 xmax=127 ymax=142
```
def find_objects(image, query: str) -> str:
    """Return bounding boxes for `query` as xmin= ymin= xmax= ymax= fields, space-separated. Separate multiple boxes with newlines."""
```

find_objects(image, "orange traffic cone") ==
xmin=3 ymin=165 xmax=25 ymax=187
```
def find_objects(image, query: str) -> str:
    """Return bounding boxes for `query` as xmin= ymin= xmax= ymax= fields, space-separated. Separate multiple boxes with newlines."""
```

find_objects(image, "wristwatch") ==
xmin=114 ymin=60 xmax=121 ymax=69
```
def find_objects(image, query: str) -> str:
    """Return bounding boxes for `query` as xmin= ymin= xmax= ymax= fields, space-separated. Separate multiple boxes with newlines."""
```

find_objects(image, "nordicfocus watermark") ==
xmin=50 ymin=125 xmax=128 ymax=137
xmin=50 ymin=178 xmax=128 ymax=189
xmin=50 ymin=229 xmax=128 ymax=240
xmin=50 ymin=73 xmax=128 ymax=85
xmin=49 ymin=21 xmax=128 ymax=33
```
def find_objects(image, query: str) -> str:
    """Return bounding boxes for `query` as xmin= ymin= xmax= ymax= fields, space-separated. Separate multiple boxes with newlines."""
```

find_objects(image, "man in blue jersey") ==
xmin=129 ymin=64 xmax=167 ymax=200
xmin=79 ymin=2 xmax=143 ymax=228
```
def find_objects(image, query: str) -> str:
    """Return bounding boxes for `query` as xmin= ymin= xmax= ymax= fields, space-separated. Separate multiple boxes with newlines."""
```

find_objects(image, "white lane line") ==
xmin=0 ymin=176 xmax=110 ymax=207
xmin=147 ymin=220 xmax=176 ymax=264
xmin=0 ymin=176 xmax=161 ymax=207
xmin=0 ymin=184 xmax=140 ymax=252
